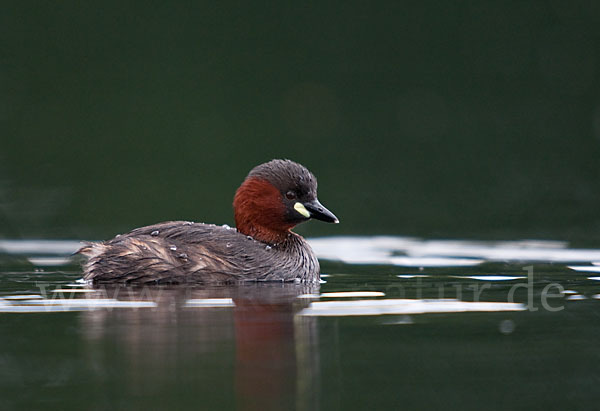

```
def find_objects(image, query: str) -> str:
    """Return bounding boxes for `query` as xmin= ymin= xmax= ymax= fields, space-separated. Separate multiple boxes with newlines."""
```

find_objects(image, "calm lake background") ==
xmin=3 ymin=1 xmax=600 ymax=244
xmin=2 ymin=2 xmax=600 ymax=410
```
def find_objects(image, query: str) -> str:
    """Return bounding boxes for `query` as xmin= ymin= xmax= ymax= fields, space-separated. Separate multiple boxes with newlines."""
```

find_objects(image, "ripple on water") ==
xmin=298 ymin=299 xmax=526 ymax=317
xmin=568 ymin=265 xmax=600 ymax=273
xmin=0 ymin=296 xmax=158 ymax=312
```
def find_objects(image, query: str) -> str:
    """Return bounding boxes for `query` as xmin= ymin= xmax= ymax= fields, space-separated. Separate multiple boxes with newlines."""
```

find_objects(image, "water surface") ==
xmin=1 ymin=237 xmax=599 ymax=410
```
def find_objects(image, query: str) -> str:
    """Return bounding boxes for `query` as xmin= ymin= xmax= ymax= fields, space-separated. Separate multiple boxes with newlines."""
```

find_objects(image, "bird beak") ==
xmin=302 ymin=199 xmax=339 ymax=224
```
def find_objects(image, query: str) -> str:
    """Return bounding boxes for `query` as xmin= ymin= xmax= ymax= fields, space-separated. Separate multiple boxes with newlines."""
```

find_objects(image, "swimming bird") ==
xmin=78 ymin=159 xmax=338 ymax=284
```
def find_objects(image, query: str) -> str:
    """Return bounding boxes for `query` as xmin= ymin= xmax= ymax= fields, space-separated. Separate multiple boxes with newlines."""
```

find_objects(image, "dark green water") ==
xmin=1 ymin=238 xmax=600 ymax=410
xmin=2 ymin=1 xmax=600 ymax=243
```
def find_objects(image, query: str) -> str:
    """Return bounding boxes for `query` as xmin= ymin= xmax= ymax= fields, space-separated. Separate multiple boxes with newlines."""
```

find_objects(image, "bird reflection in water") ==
xmin=79 ymin=282 xmax=321 ymax=410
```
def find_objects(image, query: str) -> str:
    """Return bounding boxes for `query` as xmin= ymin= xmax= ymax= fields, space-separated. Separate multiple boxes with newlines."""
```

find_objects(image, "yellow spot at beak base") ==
xmin=294 ymin=202 xmax=311 ymax=218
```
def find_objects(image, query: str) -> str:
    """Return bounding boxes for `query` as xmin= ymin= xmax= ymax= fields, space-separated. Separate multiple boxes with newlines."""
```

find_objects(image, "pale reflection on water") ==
xmin=309 ymin=236 xmax=600 ymax=265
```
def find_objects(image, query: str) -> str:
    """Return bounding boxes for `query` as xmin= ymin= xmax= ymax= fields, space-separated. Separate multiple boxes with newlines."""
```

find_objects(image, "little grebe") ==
xmin=78 ymin=159 xmax=338 ymax=283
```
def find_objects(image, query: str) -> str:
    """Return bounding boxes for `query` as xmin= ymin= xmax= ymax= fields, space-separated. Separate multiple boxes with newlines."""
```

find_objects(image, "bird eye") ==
xmin=286 ymin=191 xmax=296 ymax=200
